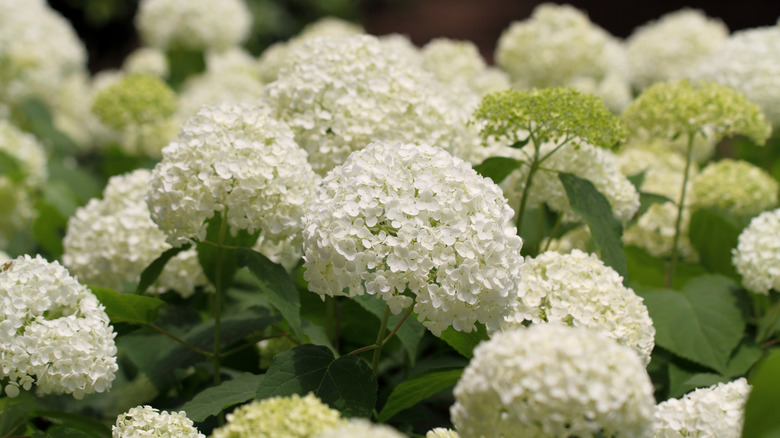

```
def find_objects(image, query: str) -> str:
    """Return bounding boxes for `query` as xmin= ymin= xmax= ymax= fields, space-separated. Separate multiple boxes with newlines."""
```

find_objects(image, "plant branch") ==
xmin=146 ymin=323 xmax=213 ymax=357
xmin=666 ymin=132 xmax=695 ymax=287
xmin=371 ymin=306 xmax=392 ymax=374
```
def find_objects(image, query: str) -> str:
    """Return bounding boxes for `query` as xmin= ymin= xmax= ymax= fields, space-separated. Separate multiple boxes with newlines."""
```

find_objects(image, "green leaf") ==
xmin=236 ymin=248 xmax=302 ymax=340
xmin=439 ymin=325 xmax=489 ymax=359
xmin=89 ymin=286 xmax=165 ymax=325
xmin=625 ymin=245 xmax=706 ymax=289
xmin=0 ymin=149 xmax=26 ymax=182
xmin=559 ymin=172 xmax=627 ymax=281
xmin=667 ymin=359 xmax=727 ymax=399
xmin=0 ymin=392 xmax=39 ymax=437
xmin=351 ymin=295 xmax=425 ymax=366
xmin=636 ymin=275 xmax=745 ymax=374
xmin=636 ymin=192 xmax=674 ymax=220
xmin=136 ymin=244 xmax=192 ymax=295
xmin=181 ymin=373 xmax=263 ymax=421
xmin=726 ymin=340 xmax=763 ymax=377
xmin=33 ymin=411 xmax=112 ymax=438
xmin=743 ymin=349 xmax=780 ymax=438
xmin=473 ymin=156 xmax=522 ymax=185
xmin=627 ymin=170 xmax=646 ymax=191
xmin=42 ymin=426 xmax=98 ymax=438
xmin=376 ymin=368 xmax=462 ymax=423
xmin=256 ymin=344 xmax=377 ymax=418
xmin=688 ymin=209 xmax=750 ymax=280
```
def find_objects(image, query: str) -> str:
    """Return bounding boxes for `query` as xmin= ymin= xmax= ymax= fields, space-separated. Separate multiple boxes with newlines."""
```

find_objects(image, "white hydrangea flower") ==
xmin=626 ymin=9 xmax=729 ymax=90
xmin=122 ymin=47 xmax=169 ymax=79
xmin=421 ymin=38 xmax=509 ymax=97
xmin=113 ymin=405 xmax=205 ymax=438
xmin=313 ymin=419 xmax=406 ymax=438
xmin=211 ymin=393 xmax=346 ymax=438
xmin=136 ymin=0 xmax=251 ymax=52
xmin=262 ymin=34 xmax=476 ymax=175
xmin=452 ymin=325 xmax=655 ymax=438
xmin=733 ymin=208 xmax=780 ymax=294
xmin=690 ymin=159 xmax=778 ymax=216
xmin=147 ymin=104 xmax=320 ymax=246
xmin=426 ymin=427 xmax=460 ymax=438
xmin=0 ymin=255 xmax=118 ymax=399
xmin=502 ymin=141 xmax=640 ymax=224
xmin=504 ymin=250 xmax=655 ymax=365
xmin=654 ymin=378 xmax=750 ymax=438
xmin=690 ymin=25 xmax=780 ymax=126
xmin=63 ymin=169 xmax=207 ymax=297
xmin=303 ymin=141 xmax=524 ymax=336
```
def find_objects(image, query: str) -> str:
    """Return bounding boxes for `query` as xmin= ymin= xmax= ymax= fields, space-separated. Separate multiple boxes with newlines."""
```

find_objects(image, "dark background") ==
xmin=50 ymin=0 xmax=780 ymax=72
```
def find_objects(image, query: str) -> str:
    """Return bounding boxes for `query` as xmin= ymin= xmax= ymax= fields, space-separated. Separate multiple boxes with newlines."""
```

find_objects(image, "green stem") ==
xmin=666 ymin=132 xmax=695 ymax=288
xmin=515 ymin=141 xmax=541 ymax=234
xmin=212 ymin=211 xmax=228 ymax=387
xmin=371 ymin=306 xmax=392 ymax=374
xmin=147 ymin=323 xmax=212 ymax=357
xmin=542 ymin=213 xmax=564 ymax=253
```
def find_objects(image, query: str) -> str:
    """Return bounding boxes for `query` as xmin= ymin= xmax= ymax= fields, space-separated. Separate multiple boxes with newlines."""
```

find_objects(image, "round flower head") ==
xmin=113 ymin=405 xmax=205 ymax=438
xmin=136 ymin=0 xmax=251 ymax=52
xmin=451 ymin=325 xmax=655 ymax=438
xmin=426 ymin=428 xmax=460 ymax=438
xmin=0 ymin=255 xmax=117 ymax=399
xmin=626 ymin=9 xmax=728 ymax=90
xmin=504 ymin=250 xmax=655 ymax=365
xmin=63 ymin=169 xmax=207 ymax=297
xmin=690 ymin=25 xmax=780 ymax=126
xmin=654 ymin=378 xmax=750 ymax=438
xmin=262 ymin=34 xmax=474 ymax=175
xmin=313 ymin=419 xmax=406 ymax=438
xmin=690 ymin=159 xmax=778 ymax=216
xmin=421 ymin=38 xmax=509 ymax=96
xmin=147 ymin=104 xmax=320 ymax=247
xmin=122 ymin=47 xmax=169 ymax=79
xmin=733 ymin=208 xmax=780 ymax=294
xmin=211 ymin=393 xmax=346 ymax=438
xmin=303 ymin=141 xmax=523 ymax=335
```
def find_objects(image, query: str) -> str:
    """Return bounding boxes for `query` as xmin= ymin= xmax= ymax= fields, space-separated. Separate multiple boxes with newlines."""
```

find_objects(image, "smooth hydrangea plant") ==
xmin=113 ymin=406 xmax=205 ymax=438
xmin=420 ymin=38 xmax=510 ymax=97
xmin=733 ymin=208 xmax=780 ymax=294
xmin=690 ymin=159 xmax=778 ymax=216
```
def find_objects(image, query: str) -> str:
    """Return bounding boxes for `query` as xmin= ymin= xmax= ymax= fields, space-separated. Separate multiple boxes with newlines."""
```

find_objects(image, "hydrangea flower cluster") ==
xmin=420 ymin=38 xmax=509 ymax=97
xmin=146 ymin=104 xmax=320 ymax=247
xmin=733 ymin=208 xmax=780 ymax=294
xmin=0 ymin=255 xmax=118 ymax=399
xmin=451 ymin=325 xmax=655 ymax=437
xmin=303 ymin=141 xmax=524 ymax=335
xmin=262 ymin=34 xmax=474 ymax=175
xmin=122 ymin=47 xmax=169 ymax=79
xmin=426 ymin=428 xmax=460 ymax=438
xmin=211 ymin=393 xmax=346 ymax=438
xmin=113 ymin=405 xmax=205 ymax=438
xmin=135 ymin=0 xmax=252 ymax=52
xmin=626 ymin=9 xmax=728 ymax=90
xmin=503 ymin=250 xmax=655 ymax=365
xmin=63 ymin=169 xmax=207 ymax=297
xmin=690 ymin=159 xmax=778 ymax=217
xmin=313 ymin=419 xmax=406 ymax=438
xmin=654 ymin=378 xmax=751 ymax=438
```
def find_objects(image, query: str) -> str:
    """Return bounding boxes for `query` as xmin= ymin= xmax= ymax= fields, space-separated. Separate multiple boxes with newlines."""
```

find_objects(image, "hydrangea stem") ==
xmin=371 ymin=306 xmax=392 ymax=374
xmin=212 ymin=211 xmax=228 ymax=387
xmin=666 ymin=132 xmax=696 ymax=288
xmin=516 ymin=141 xmax=542 ymax=234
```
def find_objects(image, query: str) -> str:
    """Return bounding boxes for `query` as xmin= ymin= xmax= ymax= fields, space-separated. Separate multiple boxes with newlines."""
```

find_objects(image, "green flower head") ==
xmin=472 ymin=87 xmax=627 ymax=147
xmin=621 ymin=79 xmax=772 ymax=145
xmin=91 ymin=73 xmax=177 ymax=132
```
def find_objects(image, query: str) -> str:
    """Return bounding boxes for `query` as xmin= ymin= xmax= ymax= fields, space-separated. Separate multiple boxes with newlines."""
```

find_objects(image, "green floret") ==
xmin=91 ymin=73 xmax=177 ymax=131
xmin=473 ymin=87 xmax=627 ymax=148
xmin=621 ymin=79 xmax=772 ymax=145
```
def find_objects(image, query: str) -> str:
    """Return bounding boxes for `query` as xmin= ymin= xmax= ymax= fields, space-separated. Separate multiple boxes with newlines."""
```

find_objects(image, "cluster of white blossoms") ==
xmin=690 ymin=159 xmax=778 ymax=217
xmin=262 ymin=34 xmax=476 ymax=175
xmin=313 ymin=419 xmax=406 ymax=438
xmin=654 ymin=378 xmax=751 ymax=438
xmin=733 ymin=208 xmax=780 ymax=294
xmin=122 ymin=47 xmax=169 ymax=79
xmin=503 ymin=250 xmax=655 ymax=365
xmin=626 ymin=9 xmax=728 ymax=90
xmin=502 ymin=141 xmax=640 ymax=224
xmin=420 ymin=38 xmax=510 ymax=97
xmin=147 ymin=104 xmax=320 ymax=246
xmin=212 ymin=393 xmax=346 ymax=438
xmin=135 ymin=0 xmax=252 ymax=52
xmin=63 ymin=169 xmax=207 ymax=297
xmin=113 ymin=406 xmax=205 ymax=438
xmin=426 ymin=428 xmax=460 ymax=438
xmin=451 ymin=325 xmax=655 ymax=437
xmin=690 ymin=24 xmax=780 ymax=126
xmin=303 ymin=141 xmax=524 ymax=336
xmin=0 ymin=255 xmax=117 ymax=399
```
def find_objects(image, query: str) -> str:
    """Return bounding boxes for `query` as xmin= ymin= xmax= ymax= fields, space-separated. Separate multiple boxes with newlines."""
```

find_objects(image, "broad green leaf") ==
xmin=236 ymin=248 xmax=302 ymax=340
xmin=439 ymin=325 xmax=489 ymax=359
xmin=0 ymin=392 xmax=39 ymax=437
xmin=33 ymin=411 xmax=111 ymax=438
xmin=559 ymin=172 xmax=627 ymax=281
xmin=627 ymin=170 xmax=646 ymax=191
xmin=636 ymin=275 xmax=745 ymax=374
xmin=301 ymin=317 xmax=337 ymax=355
xmin=743 ymin=349 xmax=780 ymax=438
xmin=635 ymin=192 xmax=673 ymax=220
xmin=667 ymin=359 xmax=727 ymax=399
xmin=688 ymin=209 xmax=750 ymax=280
xmin=473 ymin=157 xmax=522 ymax=185
xmin=376 ymin=368 xmax=462 ymax=423
xmin=256 ymin=344 xmax=377 ymax=418
xmin=181 ymin=373 xmax=263 ymax=421
xmin=42 ymin=426 xmax=98 ymax=438
xmin=136 ymin=244 xmax=192 ymax=295
xmin=89 ymin=286 xmax=165 ymax=325
xmin=625 ymin=245 xmax=706 ymax=289
xmin=726 ymin=340 xmax=763 ymax=377
xmin=351 ymin=295 xmax=426 ymax=366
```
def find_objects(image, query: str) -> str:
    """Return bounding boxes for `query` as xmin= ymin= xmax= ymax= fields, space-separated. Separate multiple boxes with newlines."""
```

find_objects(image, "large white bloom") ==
xmin=0 ymin=255 xmax=117 ymax=399
xmin=654 ymin=378 xmax=750 ymax=438
xmin=113 ymin=405 xmax=205 ymax=438
xmin=451 ymin=325 xmax=655 ymax=437
xmin=303 ymin=141 xmax=524 ymax=335
xmin=313 ymin=419 xmax=406 ymax=438
xmin=504 ymin=250 xmax=655 ymax=365
xmin=733 ymin=208 xmax=780 ymax=294
xmin=690 ymin=159 xmax=778 ymax=217
xmin=146 ymin=104 xmax=320 ymax=246
xmin=421 ymin=38 xmax=510 ymax=97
